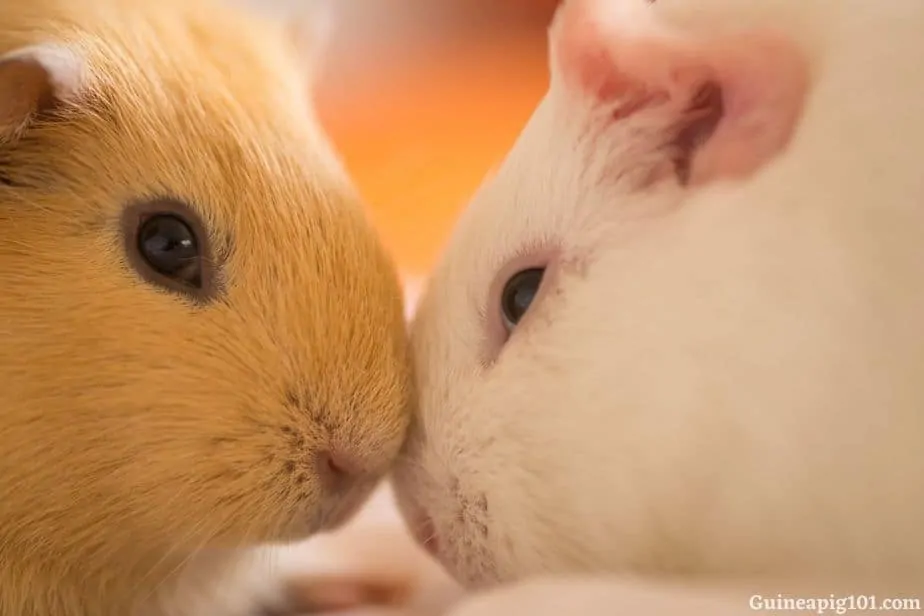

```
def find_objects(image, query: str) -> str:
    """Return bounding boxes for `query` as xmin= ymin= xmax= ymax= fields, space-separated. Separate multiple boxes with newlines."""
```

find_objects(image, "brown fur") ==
xmin=0 ymin=0 xmax=413 ymax=614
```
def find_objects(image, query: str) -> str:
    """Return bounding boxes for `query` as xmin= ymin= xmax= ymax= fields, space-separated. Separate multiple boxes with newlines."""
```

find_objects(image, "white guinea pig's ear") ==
xmin=285 ymin=1 xmax=335 ymax=88
xmin=549 ymin=0 xmax=810 ymax=187
xmin=230 ymin=0 xmax=335 ymax=91
xmin=0 ymin=44 xmax=87 ymax=142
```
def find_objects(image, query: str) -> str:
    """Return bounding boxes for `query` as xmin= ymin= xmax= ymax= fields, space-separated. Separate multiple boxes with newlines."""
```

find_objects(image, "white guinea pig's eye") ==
xmin=500 ymin=267 xmax=545 ymax=331
xmin=122 ymin=199 xmax=213 ymax=301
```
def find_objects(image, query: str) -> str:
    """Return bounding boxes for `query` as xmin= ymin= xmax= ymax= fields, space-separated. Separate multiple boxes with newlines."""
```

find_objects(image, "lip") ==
xmin=401 ymin=497 xmax=442 ymax=559
xmin=391 ymin=465 xmax=445 ymax=559
xmin=289 ymin=481 xmax=378 ymax=539
xmin=417 ymin=513 xmax=440 ymax=557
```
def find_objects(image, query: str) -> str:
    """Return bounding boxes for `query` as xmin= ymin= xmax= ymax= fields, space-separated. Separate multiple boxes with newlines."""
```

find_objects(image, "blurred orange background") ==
xmin=313 ymin=0 xmax=560 ymax=277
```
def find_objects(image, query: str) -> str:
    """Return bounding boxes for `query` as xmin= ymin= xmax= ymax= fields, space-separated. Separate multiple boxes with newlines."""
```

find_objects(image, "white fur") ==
xmin=227 ymin=0 xmax=335 ymax=83
xmin=394 ymin=0 xmax=924 ymax=592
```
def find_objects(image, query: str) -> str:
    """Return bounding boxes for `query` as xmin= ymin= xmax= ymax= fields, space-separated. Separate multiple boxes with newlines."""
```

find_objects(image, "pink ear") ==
xmin=549 ymin=0 xmax=810 ymax=187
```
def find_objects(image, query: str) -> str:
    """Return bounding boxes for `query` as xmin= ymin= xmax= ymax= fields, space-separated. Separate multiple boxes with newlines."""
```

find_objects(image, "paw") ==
xmin=271 ymin=572 xmax=414 ymax=614
xmin=259 ymin=485 xmax=464 ymax=615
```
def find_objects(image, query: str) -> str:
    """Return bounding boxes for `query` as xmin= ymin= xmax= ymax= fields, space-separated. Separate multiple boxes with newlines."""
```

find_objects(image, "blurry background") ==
xmin=303 ymin=0 xmax=560 ymax=278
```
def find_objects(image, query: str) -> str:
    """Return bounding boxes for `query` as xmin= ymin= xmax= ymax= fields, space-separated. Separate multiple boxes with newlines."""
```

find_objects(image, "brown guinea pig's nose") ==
xmin=314 ymin=449 xmax=363 ymax=490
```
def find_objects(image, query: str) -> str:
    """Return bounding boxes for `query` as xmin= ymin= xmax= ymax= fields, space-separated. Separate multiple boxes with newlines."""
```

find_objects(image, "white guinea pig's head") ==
xmin=394 ymin=0 xmax=924 ymax=589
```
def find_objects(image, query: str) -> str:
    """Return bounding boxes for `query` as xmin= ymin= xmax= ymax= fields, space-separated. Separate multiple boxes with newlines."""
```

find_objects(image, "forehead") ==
xmin=18 ymin=1 xmax=351 ymax=228
xmin=84 ymin=0 xmax=322 ymax=164
xmin=440 ymin=106 xmax=577 ymax=269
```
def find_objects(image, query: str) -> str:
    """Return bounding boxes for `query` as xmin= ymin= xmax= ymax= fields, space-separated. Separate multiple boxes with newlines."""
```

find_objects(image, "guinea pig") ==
xmin=0 ymin=0 xmax=413 ymax=614
xmin=394 ymin=0 xmax=924 ymax=594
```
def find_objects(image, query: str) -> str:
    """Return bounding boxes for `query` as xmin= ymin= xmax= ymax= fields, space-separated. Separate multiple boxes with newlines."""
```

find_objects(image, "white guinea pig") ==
xmin=393 ymin=0 xmax=924 ymax=593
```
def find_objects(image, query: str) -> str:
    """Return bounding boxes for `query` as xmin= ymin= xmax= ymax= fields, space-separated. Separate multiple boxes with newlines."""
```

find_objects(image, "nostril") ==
xmin=315 ymin=449 xmax=357 ymax=488
xmin=324 ymin=452 xmax=345 ymax=476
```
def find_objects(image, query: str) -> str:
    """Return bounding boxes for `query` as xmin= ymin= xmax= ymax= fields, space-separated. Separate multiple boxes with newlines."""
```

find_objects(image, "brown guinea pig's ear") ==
xmin=0 ymin=43 xmax=87 ymax=143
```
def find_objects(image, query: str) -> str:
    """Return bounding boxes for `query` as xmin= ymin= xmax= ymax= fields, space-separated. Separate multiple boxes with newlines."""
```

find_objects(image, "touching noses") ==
xmin=283 ymin=390 xmax=404 ymax=493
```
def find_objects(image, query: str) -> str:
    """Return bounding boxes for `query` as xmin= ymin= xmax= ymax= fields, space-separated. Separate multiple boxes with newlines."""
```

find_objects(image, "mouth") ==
xmin=393 ymin=468 xmax=505 ymax=588
xmin=410 ymin=505 xmax=506 ymax=589
xmin=319 ymin=479 xmax=380 ymax=532
xmin=416 ymin=512 xmax=441 ymax=558
xmin=391 ymin=467 xmax=453 ymax=563
xmin=278 ymin=482 xmax=378 ymax=541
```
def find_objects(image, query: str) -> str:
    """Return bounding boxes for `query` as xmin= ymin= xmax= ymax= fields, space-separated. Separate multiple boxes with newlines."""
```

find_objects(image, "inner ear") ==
xmin=672 ymin=80 xmax=723 ymax=185
xmin=0 ymin=44 xmax=86 ymax=142
xmin=0 ymin=59 xmax=56 ymax=133
xmin=549 ymin=0 xmax=810 ymax=189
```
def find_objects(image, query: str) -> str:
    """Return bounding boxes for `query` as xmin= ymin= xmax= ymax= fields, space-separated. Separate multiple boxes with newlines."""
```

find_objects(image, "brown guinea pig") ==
xmin=0 ymin=0 xmax=412 ymax=614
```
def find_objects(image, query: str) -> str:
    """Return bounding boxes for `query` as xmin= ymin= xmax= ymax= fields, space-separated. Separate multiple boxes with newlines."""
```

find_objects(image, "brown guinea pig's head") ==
xmin=0 ymin=0 xmax=411 ymax=571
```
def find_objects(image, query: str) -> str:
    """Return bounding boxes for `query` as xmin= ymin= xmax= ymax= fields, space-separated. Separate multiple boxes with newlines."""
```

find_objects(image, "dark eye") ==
xmin=138 ymin=214 xmax=198 ymax=279
xmin=500 ymin=268 xmax=545 ymax=331
xmin=122 ymin=199 xmax=213 ymax=299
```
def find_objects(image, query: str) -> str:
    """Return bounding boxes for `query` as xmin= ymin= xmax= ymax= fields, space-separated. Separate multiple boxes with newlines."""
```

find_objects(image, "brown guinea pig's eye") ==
xmin=122 ymin=200 xmax=213 ymax=300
